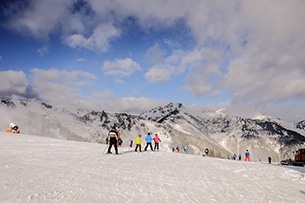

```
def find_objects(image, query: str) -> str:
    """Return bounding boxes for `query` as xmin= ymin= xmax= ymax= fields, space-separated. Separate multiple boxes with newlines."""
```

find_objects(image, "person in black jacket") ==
xmin=205 ymin=148 xmax=209 ymax=156
xmin=107 ymin=127 xmax=119 ymax=154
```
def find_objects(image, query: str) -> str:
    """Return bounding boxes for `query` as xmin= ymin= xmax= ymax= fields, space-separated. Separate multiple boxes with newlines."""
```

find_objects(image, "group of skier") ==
xmin=134 ymin=132 xmax=161 ymax=152
xmin=106 ymin=127 xmax=161 ymax=154
xmin=106 ymin=127 xmax=250 ymax=160
xmin=5 ymin=123 xmax=253 ymax=162
xmin=231 ymin=150 xmax=251 ymax=161
xmin=4 ymin=122 xmax=255 ymax=162
xmin=105 ymin=126 xmax=253 ymax=162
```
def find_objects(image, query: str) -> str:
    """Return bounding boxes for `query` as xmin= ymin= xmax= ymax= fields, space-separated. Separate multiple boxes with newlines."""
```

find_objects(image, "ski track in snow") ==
xmin=0 ymin=133 xmax=305 ymax=203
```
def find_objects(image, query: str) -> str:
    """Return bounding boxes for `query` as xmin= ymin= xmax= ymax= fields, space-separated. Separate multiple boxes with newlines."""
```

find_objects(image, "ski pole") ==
xmin=103 ymin=144 xmax=108 ymax=154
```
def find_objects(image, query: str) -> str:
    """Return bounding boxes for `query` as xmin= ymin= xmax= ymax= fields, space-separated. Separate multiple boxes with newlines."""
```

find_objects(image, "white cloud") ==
xmin=145 ymin=48 xmax=221 ymax=87
xmin=7 ymin=0 xmax=72 ymax=39
xmin=144 ymin=43 xmax=166 ymax=64
xmin=222 ymin=48 xmax=305 ymax=104
xmin=0 ymin=70 xmax=39 ymax=99
xmin=88 ymin=94 xmax=168 ymax=114
xmin=113 ymin=97 xmax=168 ymax=113
xmin=102 ymin=58 xmax=142 ymax=77
xmin=64 ymin=24 xmax=121 ymax=52
xmin=2 ymin=0 xmax=305 ymax=121
xmin=89 ymin=0 xmax=189 ymax=29
xmin=216 ymin=1 xmax=305 ymax=104
xmin=37 ymin=45 xmax=49 ymax=57
xmin=145 ymin=64 xmax=174 ymax=83
xmin=144 ymin=49 xmax=192 ymax=83
xmin=184 ymin=63 xmax=220 ymax=97
xmin=31 ymin=68 xmax=97 ymax=106
xmin=76 ymin=58 xmax=85 ymax=62
xmin=90 ymin=89 xmax=115 ymax=101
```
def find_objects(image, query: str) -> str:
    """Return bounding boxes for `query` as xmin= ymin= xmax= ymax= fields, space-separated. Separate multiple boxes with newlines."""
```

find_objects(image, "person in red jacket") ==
xmin=153 ymin=134 xmax=161 ymax=151
xmin=6 ymin=123 xmax=20 ymax=134
xmin=116 ymin=132 xmax=123 ymax=147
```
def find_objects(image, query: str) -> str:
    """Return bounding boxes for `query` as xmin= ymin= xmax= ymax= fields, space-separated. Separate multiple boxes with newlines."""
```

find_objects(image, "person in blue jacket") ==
xmin=144 ymin=133 xmax=154 ymax=151
xmin=184 ymin=145 xmax=189 ymax=154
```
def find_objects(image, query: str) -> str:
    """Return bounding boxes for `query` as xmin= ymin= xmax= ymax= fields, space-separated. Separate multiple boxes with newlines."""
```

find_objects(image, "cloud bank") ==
xmin=1 ymin=0 xmax=305 ymax=121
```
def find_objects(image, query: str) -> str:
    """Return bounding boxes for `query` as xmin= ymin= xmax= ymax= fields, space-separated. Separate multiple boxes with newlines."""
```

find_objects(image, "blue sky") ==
xmin=1 ymin=0 xmax=305 ymax=122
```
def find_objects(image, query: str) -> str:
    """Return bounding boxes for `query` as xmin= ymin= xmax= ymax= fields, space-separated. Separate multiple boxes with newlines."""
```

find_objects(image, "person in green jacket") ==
xmin=135 ymin=134 xmax=142 ymax=152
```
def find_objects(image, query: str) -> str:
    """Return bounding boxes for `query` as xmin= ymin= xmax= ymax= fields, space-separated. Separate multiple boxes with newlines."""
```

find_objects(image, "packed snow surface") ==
xmin=1 ymin=132 xmax=305 ymax=203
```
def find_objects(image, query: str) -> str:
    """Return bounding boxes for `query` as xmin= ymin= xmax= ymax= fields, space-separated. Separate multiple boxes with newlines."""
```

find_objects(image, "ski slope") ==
xmin=0 ymin=132 xmax=305 ymax=203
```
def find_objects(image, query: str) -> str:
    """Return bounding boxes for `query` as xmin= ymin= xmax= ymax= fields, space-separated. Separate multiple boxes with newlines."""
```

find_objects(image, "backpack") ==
xmin=118 ymin=138 xmax=123 ymax=145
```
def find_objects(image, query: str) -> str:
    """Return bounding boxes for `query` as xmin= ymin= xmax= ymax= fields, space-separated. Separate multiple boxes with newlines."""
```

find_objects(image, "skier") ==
xmin=176 ymin=146 xmax=180 ymax=153
xmin=153 ymin=134 xmax=161 ymax=151
xmin=135 ymin=134 xmax=142 ymax=152
xmin=144 ymin=133 xmax=154 ymax=151
xmin=6 ymin=123 xmax=20 ymax=134
xmin=184 ymin=145 xmax=188 ymax=154
xmin=245 ymin=150 xmax=250 ymax=161
xmin=129 ymin=139 xmax=133 ymax=148
xmin=238 ymin=153 xmax=242 ymax=161
xmin=205 ymin=148 xmax=209 ymax=156
xmin=117 ymin=132 xmax=123 ymax=147
xmin=107 ymin=127 xmax=119 ymax=155
xmin=268 ymin=156 xmax=272 ymax=164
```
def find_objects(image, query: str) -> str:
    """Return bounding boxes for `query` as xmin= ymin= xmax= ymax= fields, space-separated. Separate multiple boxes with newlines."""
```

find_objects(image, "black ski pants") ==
xmin=144 ymin=142 xmax=154 ymax=151
xmin=107 ymin=137 xmax=118 ymax=154
xmin=154 ymin=143 xmax=160 ymax=150
xmin=135 ymin=144 xmax=142 ymax=152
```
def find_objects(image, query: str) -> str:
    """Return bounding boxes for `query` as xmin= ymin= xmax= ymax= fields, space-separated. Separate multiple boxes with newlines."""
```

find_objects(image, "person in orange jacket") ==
xmin=245 ymin=149 xmax=250 ymax=161
xmin=117 ymin=132 xmax=123 ymax=147
xmin=6 ymin=123 xmax=20 ymax=134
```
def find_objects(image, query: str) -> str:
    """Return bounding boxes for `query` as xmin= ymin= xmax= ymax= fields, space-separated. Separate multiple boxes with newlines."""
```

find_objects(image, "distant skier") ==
xmin=172 ymin=146 xmax=175 ymax=152
xmin=107 ymin=127 xmax=119 ymax=155
xmin=184 ymin=145 xmax=188 ymax=154
xmin=205 ymin=148 xmax=209 ymax=156
xmin=153 ymin=134 xmax=161 ymax=151
xmin=245 ymin=150 xmax=250 ymax=161
xmin=6 ymin=123 xmax=20 ymax=134
xmin=135 ymin=135 xmax=142 ymax=152
xmin=144 ymin=133 xmax=154 ymax=151
xmin=117 ymin=132 xmax=123 ymax=147
xmin=238 ymin=153 xmax=242 ymax=161
xmin=268 ymin=156 xmax=272 ymax=164
xmin=129 ymin=139 xmax=133 ymax=148
xmin=176 ymin=146 xmax=180 ymax=153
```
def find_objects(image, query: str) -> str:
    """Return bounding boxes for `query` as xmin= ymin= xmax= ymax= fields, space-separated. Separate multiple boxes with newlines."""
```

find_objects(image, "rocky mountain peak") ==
xmin=139 ymin=102 xmax=183 ymax=123
xmin=296 ymin=120 xmax=305 ymax=130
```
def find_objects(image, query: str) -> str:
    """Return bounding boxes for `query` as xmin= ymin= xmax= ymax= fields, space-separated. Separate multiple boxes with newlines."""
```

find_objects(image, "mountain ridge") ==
xmin=1 ymin=97 xmax=305 ymax=161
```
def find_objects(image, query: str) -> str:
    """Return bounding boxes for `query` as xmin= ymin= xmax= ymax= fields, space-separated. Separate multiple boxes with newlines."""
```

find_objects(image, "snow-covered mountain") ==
xmin=1 ymin=97 xmax=305 ymax=162
xmin=139 ymin=102 xmax=305 ymax=160
xmin=296 ymin=119 xmax=305 ymax=130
